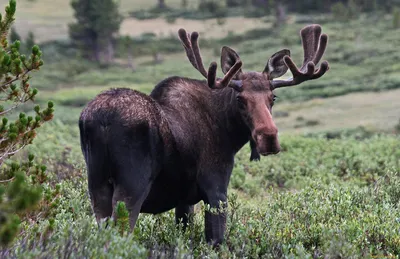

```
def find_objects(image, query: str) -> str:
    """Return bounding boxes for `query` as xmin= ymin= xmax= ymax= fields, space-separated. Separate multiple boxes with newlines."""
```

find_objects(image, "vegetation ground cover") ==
xmin=1 ymin=0 xmax=400 ymax=257
xmin=2 ymin=122 xmax=400 ymax=257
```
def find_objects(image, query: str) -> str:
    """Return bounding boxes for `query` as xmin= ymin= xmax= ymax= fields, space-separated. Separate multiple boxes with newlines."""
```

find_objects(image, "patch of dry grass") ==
xmin=120 ymin=17 xmax=270 ymax=39
xmin=273 ymin=88 xmax=400 ymax=133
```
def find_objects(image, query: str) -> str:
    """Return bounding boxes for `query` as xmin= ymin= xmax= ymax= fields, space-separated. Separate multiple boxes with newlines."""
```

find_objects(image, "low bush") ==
xmin=1 ymin=124 xmax=399 ymax=257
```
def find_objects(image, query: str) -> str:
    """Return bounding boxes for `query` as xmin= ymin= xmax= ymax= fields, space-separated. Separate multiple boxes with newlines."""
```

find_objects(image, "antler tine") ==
xmin=178 ymin=28 xmax=208 ymax=78
xmin=178 ymin=29 xmax=198 ymax=71
xmin=178 ymin=28 xmax=243 ymax=91
xmin=207 ymin=60 xmax=243 ymax=90
xmin=313 ymin=34 xmax=328 ymax=66
xmin=300 ymin=25 xmax=321 ymax=71
xmin=271 ymin=24 xmax=330 ymax=89
xmin=207 ymin=62 xmax=218 ymax=88
xmin=217 ymin=61 xmax=243 ymax=89
xmin=190 ymin=32 xmax=208 ymax=78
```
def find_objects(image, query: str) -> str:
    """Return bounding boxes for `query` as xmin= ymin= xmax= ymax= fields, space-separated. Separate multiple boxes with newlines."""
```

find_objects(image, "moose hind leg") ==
xmin=110 ymin=145 xmax=156 ymax=230
xmin=110 ymin=121 xmax=161 ymax=230
xmin=112 ymin=181 xmax=152 ymax=230
xmin=89 ymin=182 xmax=113 ymax=225
xmin=175 ymin=204 xmax=194 ymax=230
xmin=86 ymin=150 xmax=114 ymax=225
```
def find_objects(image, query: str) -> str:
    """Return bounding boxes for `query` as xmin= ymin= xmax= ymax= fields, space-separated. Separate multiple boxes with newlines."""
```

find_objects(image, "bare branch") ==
xmin=0 ymin=177 xmax=15 ymax=183
xmin=0 ymin=69 xmax=31 ymax=89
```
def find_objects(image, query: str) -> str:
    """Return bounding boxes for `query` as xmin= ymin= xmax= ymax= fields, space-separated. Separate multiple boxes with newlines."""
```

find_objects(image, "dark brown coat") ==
xmin=79 ymin=24 xmax=329 ymax=247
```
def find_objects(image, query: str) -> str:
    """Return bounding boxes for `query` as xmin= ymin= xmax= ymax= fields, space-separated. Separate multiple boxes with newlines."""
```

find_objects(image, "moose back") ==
xmin=79 ymin=24 xmax=330 ymax=246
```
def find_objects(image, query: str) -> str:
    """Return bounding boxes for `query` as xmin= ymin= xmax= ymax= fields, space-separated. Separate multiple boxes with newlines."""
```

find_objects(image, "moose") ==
xmin=78 ymin=24 xmax=329 ymax=247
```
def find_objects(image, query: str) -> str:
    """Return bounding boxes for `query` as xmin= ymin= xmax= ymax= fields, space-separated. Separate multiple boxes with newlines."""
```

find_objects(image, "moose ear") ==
xmin=221 ymin=46 xmax=243 ymax=79
xmin=263 ymin=49 xmax=290 ymax=79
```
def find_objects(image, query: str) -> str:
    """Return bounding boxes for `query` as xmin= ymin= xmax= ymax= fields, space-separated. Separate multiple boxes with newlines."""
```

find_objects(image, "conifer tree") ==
xmin=0 ymin=0 xmax=54 ymax=247
xmin=68 ymin=0 xmax=123 ymax=65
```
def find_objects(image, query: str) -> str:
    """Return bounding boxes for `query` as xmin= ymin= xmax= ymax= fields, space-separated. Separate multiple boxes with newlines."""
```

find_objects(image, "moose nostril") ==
xmin=255 ymin=133 xmax=279 ymax=147
xmin=253 ymin=129 xmax=281 ymax=155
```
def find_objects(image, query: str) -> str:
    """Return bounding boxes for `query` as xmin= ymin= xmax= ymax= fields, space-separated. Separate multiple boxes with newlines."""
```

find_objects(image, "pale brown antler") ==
xmin=271 ymin=24 xmax=329 ymax=89
xmin=178 ymin=28 xmax=243 ymax=90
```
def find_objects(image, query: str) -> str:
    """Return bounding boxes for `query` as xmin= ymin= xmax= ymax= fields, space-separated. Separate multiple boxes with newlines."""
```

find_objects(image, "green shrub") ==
xmin=331 ymin=1 xmax=359 ymax=22
xmin=1 ymin=120 xmax=400 ymax=257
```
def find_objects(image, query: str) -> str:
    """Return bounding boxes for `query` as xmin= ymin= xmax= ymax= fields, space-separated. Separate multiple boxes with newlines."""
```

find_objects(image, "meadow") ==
xmin=1 ymin=0 xmax=400 ymax=258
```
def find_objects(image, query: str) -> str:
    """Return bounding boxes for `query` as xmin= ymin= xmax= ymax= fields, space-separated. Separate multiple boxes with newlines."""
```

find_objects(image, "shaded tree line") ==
xmin=68 ymin=0 xmax=400 ymax=66
xmin=227 ymin=0 xmax=399 ymax=13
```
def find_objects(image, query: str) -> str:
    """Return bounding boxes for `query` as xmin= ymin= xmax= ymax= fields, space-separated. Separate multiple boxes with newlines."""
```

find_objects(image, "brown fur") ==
xmin=78 ymin=24 xmax=330 ymax=247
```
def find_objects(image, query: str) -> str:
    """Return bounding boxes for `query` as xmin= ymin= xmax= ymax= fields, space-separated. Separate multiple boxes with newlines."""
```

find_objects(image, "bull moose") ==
xmin=78 ymin=24 xmax=329 ymax=247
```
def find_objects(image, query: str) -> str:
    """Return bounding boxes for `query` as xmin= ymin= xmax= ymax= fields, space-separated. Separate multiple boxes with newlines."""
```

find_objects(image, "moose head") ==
xmin=178 ymin=24 xmax=329 ymax=156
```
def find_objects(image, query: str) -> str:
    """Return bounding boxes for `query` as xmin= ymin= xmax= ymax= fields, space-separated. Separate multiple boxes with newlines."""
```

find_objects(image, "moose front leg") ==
xmin=204 ymin=192 xmax=227 ymax=247
xmin=199 ymin=173 xmax=230 ymax=247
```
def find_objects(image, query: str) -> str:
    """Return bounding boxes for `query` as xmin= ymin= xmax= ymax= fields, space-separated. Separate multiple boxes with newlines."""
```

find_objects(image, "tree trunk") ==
xmin=105 ymin=38 xmax=114 ymax=64
xmin=158 ymin=0 xmax=166 ymax=9
xmin=274 ymin=3 xmax=287 ymax=27
xmin=94 ymin=37 xmax=115 ymax=65
xmin=93 ymin=38 xmax=101 ymax=63
xmin=127 ymin=44 xmax=136 ymax=72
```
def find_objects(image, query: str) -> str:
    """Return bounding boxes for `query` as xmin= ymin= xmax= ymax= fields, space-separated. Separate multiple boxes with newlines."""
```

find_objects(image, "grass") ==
xmin=273 ymin=88 xmax=400 ymax=134
xmin=29 ymin=85 xmax=400 ymax=136
xmin=1 ymin=122 xmax=399 ymax=258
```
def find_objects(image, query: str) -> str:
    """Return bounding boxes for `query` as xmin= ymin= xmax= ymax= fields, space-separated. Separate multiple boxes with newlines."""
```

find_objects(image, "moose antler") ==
xmin=271 ymin=24 xmax=329 ymax=89
xmin=178 ymin=28 xmax=243 ymax=90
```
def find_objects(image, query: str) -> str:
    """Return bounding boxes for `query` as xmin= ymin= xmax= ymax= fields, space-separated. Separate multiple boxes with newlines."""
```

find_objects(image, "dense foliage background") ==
xmin=0 ymin=0 xmax=399 ymax=258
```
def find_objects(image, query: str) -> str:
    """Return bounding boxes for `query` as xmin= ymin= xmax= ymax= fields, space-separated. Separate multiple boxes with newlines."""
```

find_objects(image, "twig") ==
xmin=5 ymin=143 xmax=27 ymax=156
xmin=0 ymin=69 xmax=31 ymax=89
xmin=0 ymin=125 xmax=39 ymax=146
xmin=0 ymin=142 xmax=27 ymax=163
xmin=0 ymin=88 xmax=31 ymax=116
xmin=0 ymin=103 xmax=20 ymax=116
xmin=0 ymin=176 xmax=15 ymax=183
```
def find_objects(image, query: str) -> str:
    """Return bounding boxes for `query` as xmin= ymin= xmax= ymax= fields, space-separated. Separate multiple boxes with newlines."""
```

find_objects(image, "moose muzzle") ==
xmin=252 ymin=126 xmax=281 ymax=155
